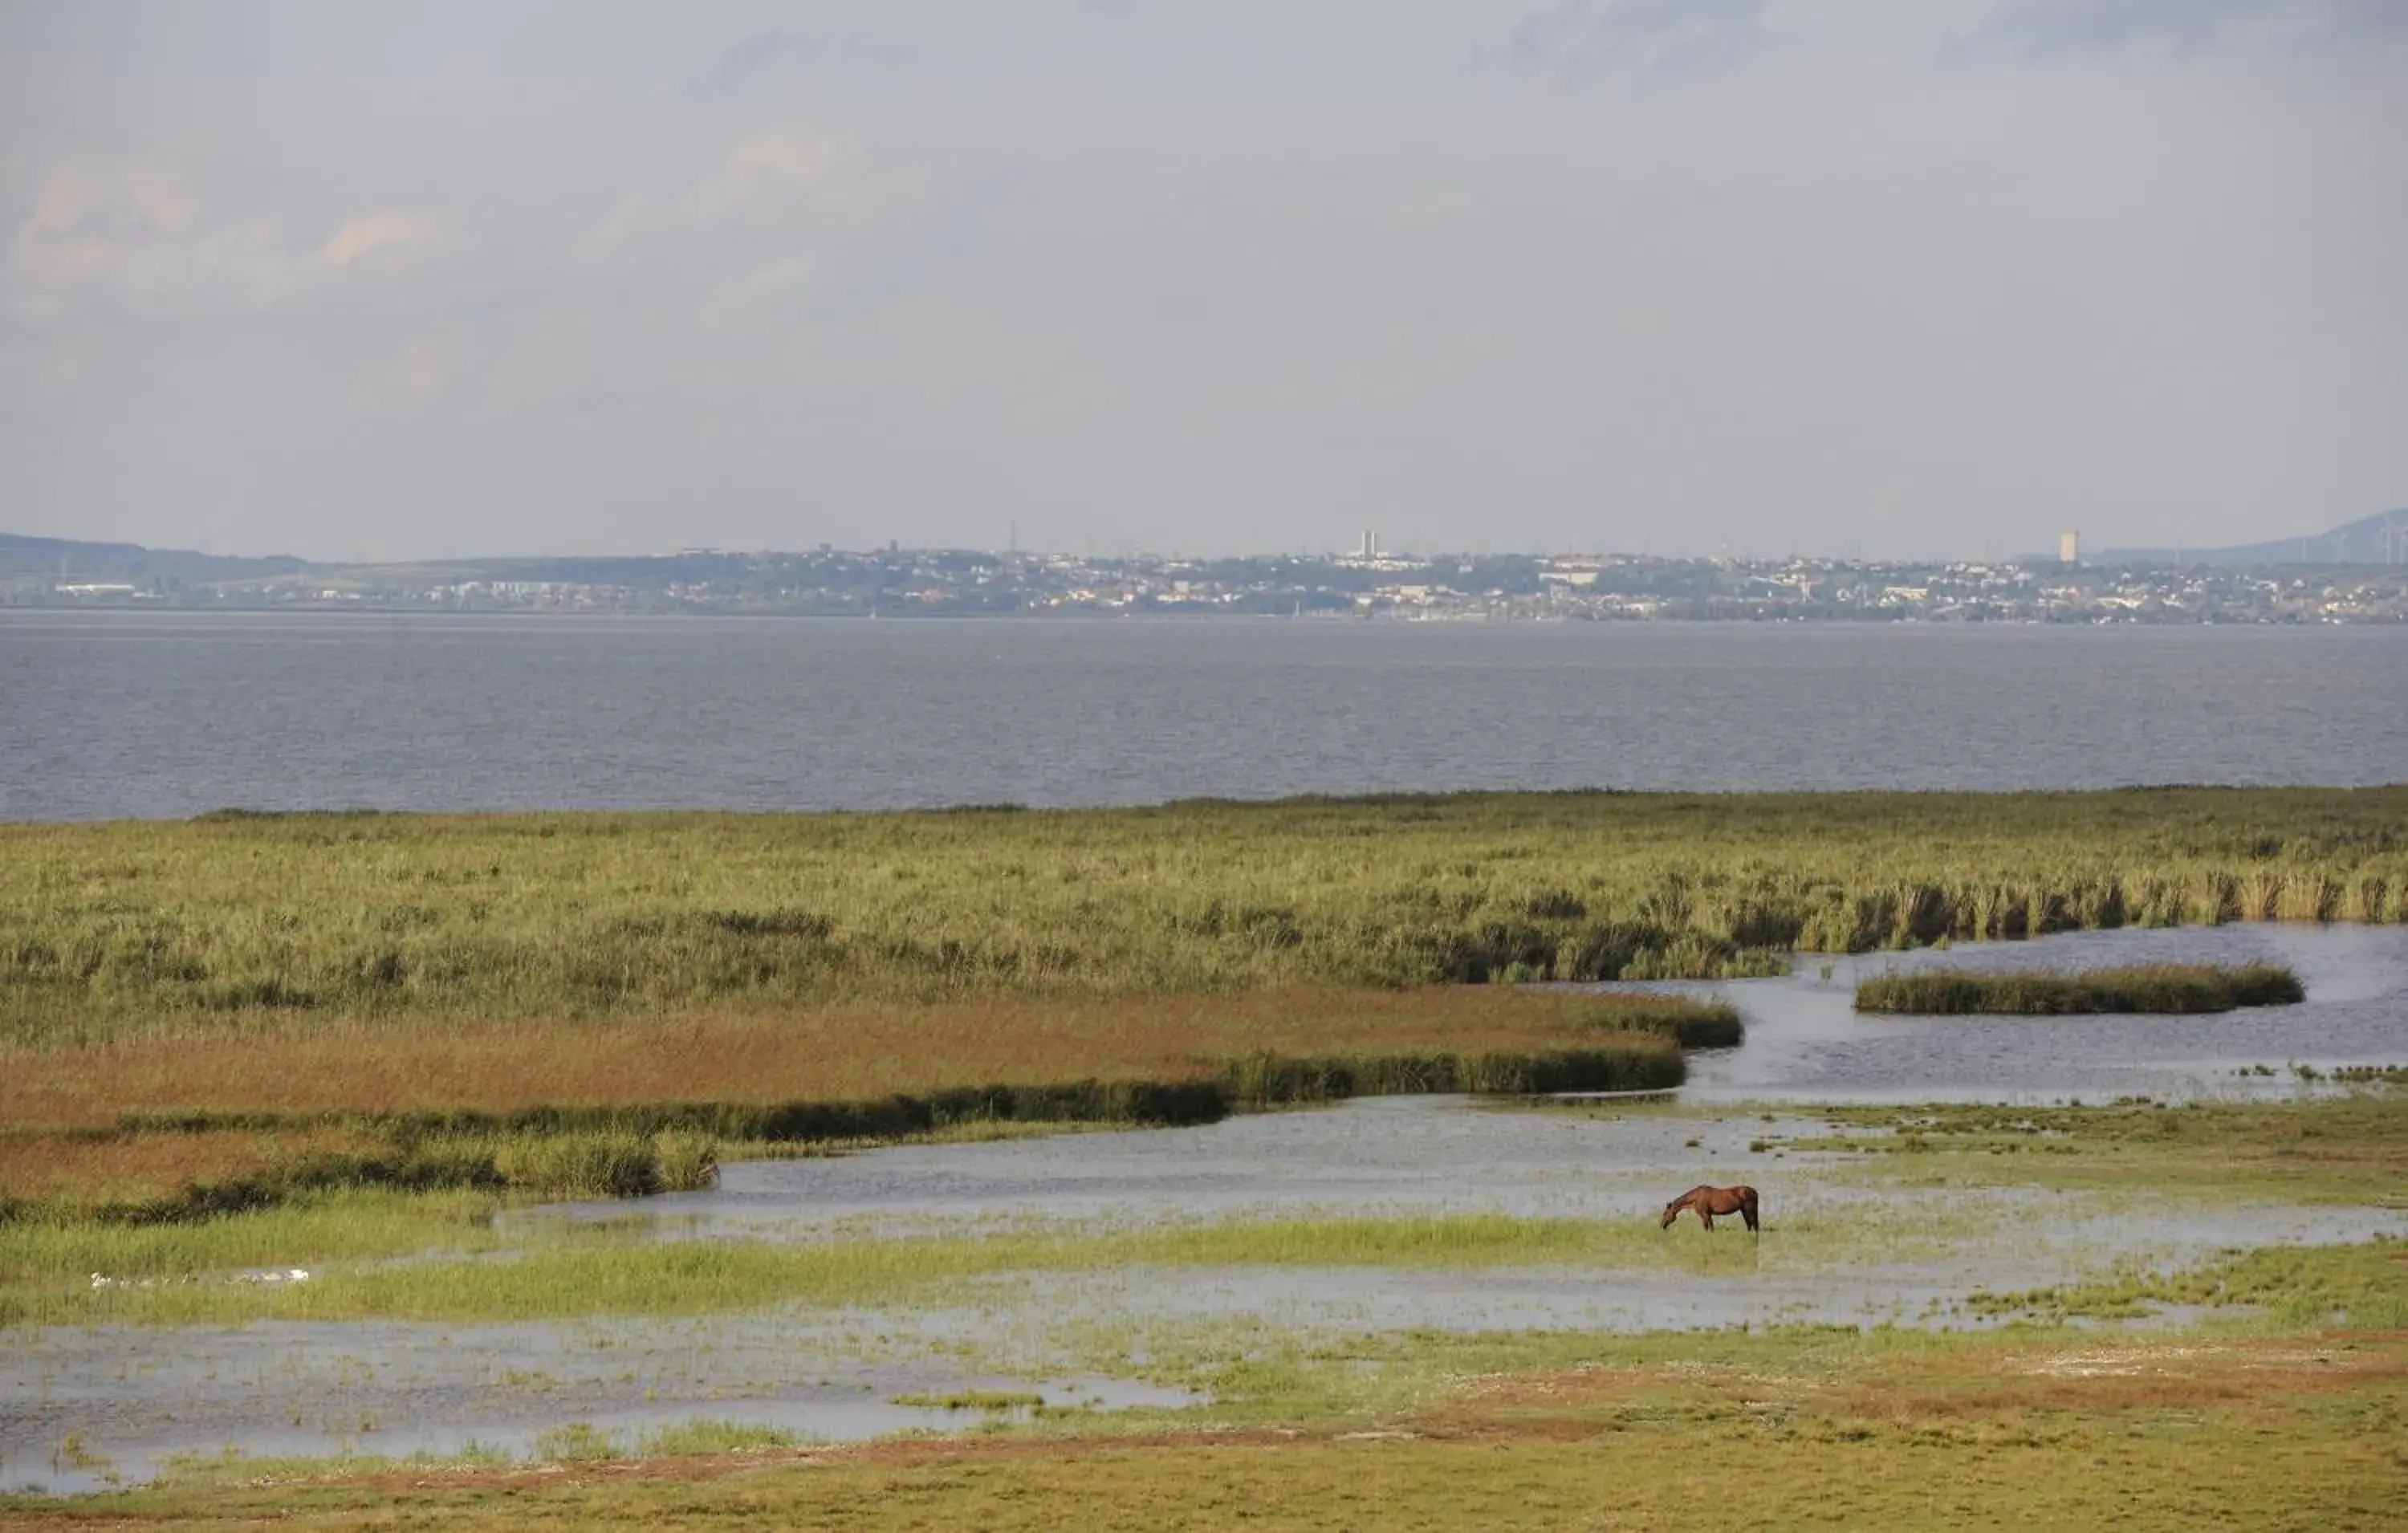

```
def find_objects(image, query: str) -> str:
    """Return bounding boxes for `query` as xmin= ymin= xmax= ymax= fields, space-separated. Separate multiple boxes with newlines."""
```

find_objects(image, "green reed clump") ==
xmin=890 ymin=1391 xmax=1047 ymax=1412
xmin=1217 ymin=1041 xmax=1684 ymax=1108
xmin=532 ymin=1422 xmax=624 ymax=1464
xmin=411 ymin=1127 xmax=724 ymax=1202
xmin=1645 ymin=1006 xmax=1746 ymax=1050
xmin=490 ymin=1132 xmax=665 ymax=1200
xmin=650 ymin=1132 xmax=719 ymax=1193
xmin=1853 ymin=963 xmax=2306 ymax=1016
xmin=635 ymin=1419 xmax=805 ymax=1456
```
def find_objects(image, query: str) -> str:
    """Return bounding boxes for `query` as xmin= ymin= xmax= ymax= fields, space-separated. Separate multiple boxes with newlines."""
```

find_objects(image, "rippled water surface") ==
xmin=506 ymin=926 xmax=2407 ymax=1246
xmin=1665 ymin=922 xmax=2408 ymax=1104
xmin=5 ymin=613 xmax=2402 ymax=818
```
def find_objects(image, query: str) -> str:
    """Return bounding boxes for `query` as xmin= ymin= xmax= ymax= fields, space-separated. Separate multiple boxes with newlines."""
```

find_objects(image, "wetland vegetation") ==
xmin=6 ymin=788 xmax=2406 ymax=1524
xmin=1854 ymin=962 xmax=2306 ymax=1015
xmin=2 ymin=787 xmax=2390 ymax=1243
xmin=5 ymin=787 xmax=2398 ymax=1049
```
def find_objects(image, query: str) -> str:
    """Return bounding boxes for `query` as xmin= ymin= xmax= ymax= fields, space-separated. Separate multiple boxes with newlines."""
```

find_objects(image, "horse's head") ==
xmin=1660 ymin=1201 xmax=1682 ymax=1229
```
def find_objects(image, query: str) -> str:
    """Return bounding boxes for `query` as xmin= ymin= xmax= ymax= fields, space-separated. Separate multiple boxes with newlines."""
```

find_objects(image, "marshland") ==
xmin=6 ymin=787 xmax=2400 ymax=1044
xmin=4 ymin=788 xmax=2406 ymax=1521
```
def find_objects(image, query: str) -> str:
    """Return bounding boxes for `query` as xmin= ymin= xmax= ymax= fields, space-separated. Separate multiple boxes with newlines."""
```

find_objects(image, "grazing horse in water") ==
xmin=1662 ymin=1185 xmax=1759 ymax=1233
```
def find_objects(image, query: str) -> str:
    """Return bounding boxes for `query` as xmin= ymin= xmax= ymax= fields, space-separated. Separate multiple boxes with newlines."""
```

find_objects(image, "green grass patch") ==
xmin=6 ymin=1198 xmax=1998 ymax=1328
xmin=1854 ymin=962 xmax=2305 ymax=1015
xmin=0 ymin=1186 xmax=511 ymax=1308
xmin=1781 ymin=1092 xmax=2408 ymax=1205
xmin=636 ymin=1418 xmax=808 ymax=1457
xmin=1965 ymin=1235 xmax=2408 ymax=1326
xmin=892 ymin=1391 xmax=1048 ymax=1412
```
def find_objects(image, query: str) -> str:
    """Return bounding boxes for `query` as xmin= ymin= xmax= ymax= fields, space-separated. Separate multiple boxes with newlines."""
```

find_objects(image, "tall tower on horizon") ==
xmin=1360 ymin=529 xmax=1377 ymax=559
xmin=2060 ymin=530 xmax=2080 ymax=564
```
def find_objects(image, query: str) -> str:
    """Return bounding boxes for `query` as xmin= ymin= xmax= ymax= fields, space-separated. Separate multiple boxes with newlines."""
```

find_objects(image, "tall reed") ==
xmin=4 ymin=788 xmax=2395 ymax=1047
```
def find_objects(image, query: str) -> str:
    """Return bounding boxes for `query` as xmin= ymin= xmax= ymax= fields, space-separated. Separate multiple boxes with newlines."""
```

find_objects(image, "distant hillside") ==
xmin=2105 ymin=510 xmax=2408 ymax=568
xmin=0 ymin=532 xmax=314 ymax=584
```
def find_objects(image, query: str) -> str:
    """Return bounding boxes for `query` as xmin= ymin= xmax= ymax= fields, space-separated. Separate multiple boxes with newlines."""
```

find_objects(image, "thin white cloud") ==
xmin=583 ymin=130 xmax=857 ymax=256
xmin=699 ymin=254 xmax=812 ymax=328
xmin=321 ymin=209 xmax=460 ymax=269
xmin=10 ymin=161 xmax=291 ymax=317
xmin=21 ymin=160 xmax=197 ymax=242
xmin=10 ymin=161 xmax=463 ymax=320
xmin=1491 ymin=0 xmax=1782 ymax=83
xmin=689 ymin=134 xmax=851 ymax=223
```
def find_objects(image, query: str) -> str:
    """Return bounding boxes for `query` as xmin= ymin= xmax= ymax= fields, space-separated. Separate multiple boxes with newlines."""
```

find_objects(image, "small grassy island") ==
xmin=1853 ymin=962 xmax=2306 ymax=1015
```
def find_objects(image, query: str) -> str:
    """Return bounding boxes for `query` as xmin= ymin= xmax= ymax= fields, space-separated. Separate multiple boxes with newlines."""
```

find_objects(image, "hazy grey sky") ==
xmin=3 ymin=0 xmax=2402 ymax=562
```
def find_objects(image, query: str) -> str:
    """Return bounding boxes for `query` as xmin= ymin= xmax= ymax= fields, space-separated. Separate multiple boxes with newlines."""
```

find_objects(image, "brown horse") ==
xmin=1661 ymin=1185 xmax=1759 ymax=1233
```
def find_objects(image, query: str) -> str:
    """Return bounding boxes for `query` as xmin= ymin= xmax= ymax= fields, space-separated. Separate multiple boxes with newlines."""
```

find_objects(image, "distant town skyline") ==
xmin=10 ymin=505 xmax=2406 ymax=571
xmin=5 ymin=2 xmax=2404 ymax=563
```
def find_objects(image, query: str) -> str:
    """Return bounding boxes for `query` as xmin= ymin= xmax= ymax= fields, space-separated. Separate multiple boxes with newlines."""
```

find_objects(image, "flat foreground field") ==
xmin=14 ymin=1327 xmax=2406 ymax=1531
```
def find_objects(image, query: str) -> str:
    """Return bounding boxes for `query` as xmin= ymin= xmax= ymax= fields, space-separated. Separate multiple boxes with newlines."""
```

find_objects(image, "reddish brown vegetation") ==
xmin=0 ymin=988 xmax=1678 ymax=1130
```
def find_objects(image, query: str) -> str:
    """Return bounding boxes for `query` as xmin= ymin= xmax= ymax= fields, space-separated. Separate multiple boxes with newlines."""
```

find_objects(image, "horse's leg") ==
xmin=1701 ymin=1210 xmax=1714 ymax=1232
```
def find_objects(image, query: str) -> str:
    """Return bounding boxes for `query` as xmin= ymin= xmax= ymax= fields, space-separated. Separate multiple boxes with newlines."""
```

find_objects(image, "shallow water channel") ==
xmin=7 ymin=924 xmax=2403 ymax=1494
xmin=1657 ymin=922 xmax=2408 ymax=1104
xmin=0 ymin=1320 xmax=1189 ymax=1496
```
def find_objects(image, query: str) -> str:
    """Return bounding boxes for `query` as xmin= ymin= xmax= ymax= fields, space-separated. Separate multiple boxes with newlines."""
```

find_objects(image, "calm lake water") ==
xmin=2 ymin=612 xmax=2401 ymax=819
